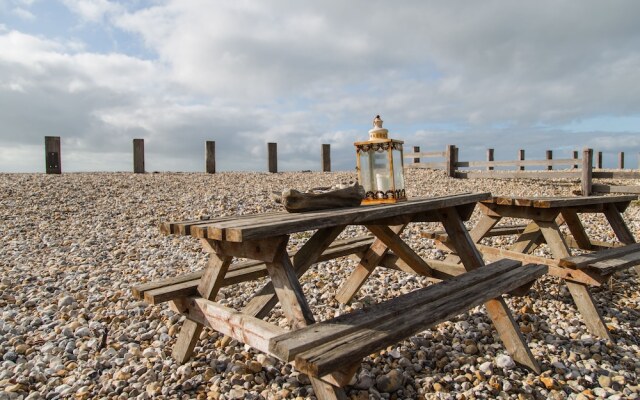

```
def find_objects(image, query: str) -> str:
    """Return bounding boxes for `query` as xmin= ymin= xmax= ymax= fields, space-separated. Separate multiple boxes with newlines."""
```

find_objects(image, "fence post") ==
xmin=205 ymin=141 xmax=216 ymax=173
xmin=321 ymin=144 xmax=331 ymax=172
xmin=518 ymin=149 xmax=525 ymax=171
xmin=487 ymin=148 xmax=494 ymax=171
xmin=133 ymin=139 xmax=145 ymax=173
xmin=546 ymin=150 xmax=553 ymax=170
xmin=413 ymin=146 xmax=420 ymax=164
xmin=446 ymin=144 xmax=456 ymax=177
xmin=45 ymin=136 xmax=62 ymax=174
xmin=597 ymin=152 xmax=603 ymax=169
xmin=581 ymin=148 xmax=593 ymax=196
xmin=268 ymin=142 xmax=278 ymax=173
xmin=573 ymin=150 xmax=578 ymax=169
xmin=619 ymin=152 xmax=625 ymax=169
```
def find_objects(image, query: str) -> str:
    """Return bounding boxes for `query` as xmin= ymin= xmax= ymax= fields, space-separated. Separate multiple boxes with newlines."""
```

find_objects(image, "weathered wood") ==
xmin=487 ymin=148 xmax=494 ymax=171
xmin=603 ymin=204 xmax=637 ymax=244
xmin=560 ymin=210 xmax=592 ymax=250
xmin=587 ymin=251 xmax=640 ymax=275
xmin=597 ymin=151 xmax=603 ymax=169
xmin=133 ymin=138 xmax=145 ymax=173
xmin=243 ymin=226 xmax=346 ymax=319
xmin=582 ymin=148 xmax=592 ymax=196
xmin=271 ymin=259 xmax=524 ymax=361
xmin=279 ymin=185 xmax=363 ymax=213
xmin=518 ymin=149 xmax=525 ymax=171
xmin=480 ymin=203 xmax=559 ymax=221
xmin=546 ymin=150 xmax=553 ymax=170
xmin=321 ymin=144 xmax=331 ymax=172
xmin=457 ymin=171 xmax=580 ymax=179
xmin=403 ymin=150 xmax=446 ymax=158
xmin=205 ymin=141 xmax=216 ymax=173
xmin=201 ymin=236 xmax=288 ymax=263
xmin=406 ymin=161 xmax=447 ymax=169
xmin=476 ymin=244 xmax=604 ymax=286
xmin=265 ymin=241 xmax=316 ymax=329
xmin=537 ymin=221 xmax=572 ymax=260
xmin=413 ymin=146 xmax=420 ymax=163
xmin=509 ymin=222 xmax=543 ymax=254
xmin=45 ymin=136 xmax=62 ymax=174
xmin=335 ymin=225 xmax=405 ymax=304
xmin=422 ymin=222 xmax=526 ymax=242
xmin=592 ymin=184 xmax=640 ymax=194
xmin=619 ymin=152 xmax=625 ymax=169
xmin=279 ymin=262 xmax=546 ymax=377
xmin=484 ymin=195 xmax=637 ymax=209
xmin=222 ymin=193 xmax=490 ymax=242
xmin=565 ymin=281 xmax=613 ymax=341
xmin=446 ymin=144 xmax=456 ymax=177
xmin=365 ymin=225 xmax=433 ymax=276
xmin=559 ymin=243 xmax=640 ymax=268
xmin=573 ymin=150 xmax=579 ymax=169
xmin=268 ymin=142 xmax=277 ymax=173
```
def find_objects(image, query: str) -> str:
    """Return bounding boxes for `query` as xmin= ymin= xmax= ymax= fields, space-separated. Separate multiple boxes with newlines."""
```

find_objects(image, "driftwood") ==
xmin=272 ymin=184 xmax=365 ymax=213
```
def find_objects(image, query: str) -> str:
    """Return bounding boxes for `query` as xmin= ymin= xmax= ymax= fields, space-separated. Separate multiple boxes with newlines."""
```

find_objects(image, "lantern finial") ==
xmin=369 ymin=115 xmax=389 ymax=140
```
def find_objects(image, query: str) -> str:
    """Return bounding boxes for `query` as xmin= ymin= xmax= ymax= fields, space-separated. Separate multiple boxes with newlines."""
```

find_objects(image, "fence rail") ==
xmin=405 ymin=145 xmax=640 ymax=196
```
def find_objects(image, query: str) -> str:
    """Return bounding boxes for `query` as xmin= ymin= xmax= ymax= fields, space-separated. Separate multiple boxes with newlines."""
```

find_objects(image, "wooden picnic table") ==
xmin=435 ymin=194 xmax=639 ymax=342
xmin=133 ymin=193 xmax=547 ymax=399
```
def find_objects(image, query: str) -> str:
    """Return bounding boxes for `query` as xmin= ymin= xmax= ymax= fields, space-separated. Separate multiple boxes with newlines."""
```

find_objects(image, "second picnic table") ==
xmin=133 ymin=192 xmax=547 ymax=398
xmin=428 ymin=194 xmax=639 ymax=342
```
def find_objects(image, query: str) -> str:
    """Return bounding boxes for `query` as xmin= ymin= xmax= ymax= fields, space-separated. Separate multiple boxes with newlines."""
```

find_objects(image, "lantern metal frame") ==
xmin=355 ymin=137 xmax=407 ymax=205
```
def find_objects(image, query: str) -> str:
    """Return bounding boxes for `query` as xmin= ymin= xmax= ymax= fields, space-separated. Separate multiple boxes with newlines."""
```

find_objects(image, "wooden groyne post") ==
xmin=45 ymin=136 xmax=61 ymax=174
xmin=206 ymin=141 xmax=216 ymax=173
xmin=487 ymin=148 xmax=494 ymax=171
xmin=133 ymin=139 xmax=145 ymax=173
xmin=321 ymin=144 xmax=331 ymax=172
xmin=268 ymin=142 xmax=277 ymax=173
xmin=582 ymin=148 xmax=593 ymax=196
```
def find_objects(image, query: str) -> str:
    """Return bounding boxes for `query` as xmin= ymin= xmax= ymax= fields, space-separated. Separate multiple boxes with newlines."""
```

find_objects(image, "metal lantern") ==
xmin=355 ymin=115 xmax=406 ymax=205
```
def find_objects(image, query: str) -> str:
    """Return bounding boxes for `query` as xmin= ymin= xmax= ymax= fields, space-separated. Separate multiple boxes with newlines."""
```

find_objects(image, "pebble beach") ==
xmin=1 ymin=169 xmax=639 ymax=400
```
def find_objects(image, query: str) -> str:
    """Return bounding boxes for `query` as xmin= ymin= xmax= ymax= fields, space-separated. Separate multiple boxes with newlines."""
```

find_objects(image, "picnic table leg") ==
xmin=438 ymin=206 xmax=540 ymax=373
xmin=443 ymin=214 xmax=501 ymax=264
xmin=335 ymin=225 xmax=405 ymax=304
xmin=172 ymin=252 xmax=232 ymax=363
xmin=602 ymin=204 xmax=640 ymax=276
xmin=560 ymin=210 xmax=593 ymax=250
xmin=537 ymin=220 xmax=613 ymax=341
xmin=510 ymin=222 xmax=544 ymax=253
xmin=242 ymin=226 xmax=346 ymax=318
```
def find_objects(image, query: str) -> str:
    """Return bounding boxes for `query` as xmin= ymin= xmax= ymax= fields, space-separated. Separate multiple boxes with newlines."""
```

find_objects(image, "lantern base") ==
xmin=361 ymin=197 xmax=407 ymax=206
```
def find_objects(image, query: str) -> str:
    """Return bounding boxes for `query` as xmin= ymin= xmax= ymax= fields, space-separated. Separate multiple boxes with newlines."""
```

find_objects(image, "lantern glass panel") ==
xmin=372 ymin=150 xmax=391 ymax=192
xmin=358 ymin=151 xmax=373 ymax=193
xmin=392 ymin=148 xmax=404 ymax=191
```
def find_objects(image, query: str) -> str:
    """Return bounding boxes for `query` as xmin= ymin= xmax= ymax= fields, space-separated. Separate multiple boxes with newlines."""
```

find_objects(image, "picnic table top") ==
xmin=482 ymin=194 xmax=637 ymax=209
xmin=161 ymin=192 xmax=490 ymax=242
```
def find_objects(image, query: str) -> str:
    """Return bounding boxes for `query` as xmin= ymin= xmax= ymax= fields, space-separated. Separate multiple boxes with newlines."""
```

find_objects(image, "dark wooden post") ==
xmin=573 ymin=150 xmax=579 ymax=169
xmin=413 ymin=146 xmax=420 ymax=164
xmin=268 ymin=142 xmax=277 ymax=173
xmin=205 ymin=141 xmax=216 ymax=173
xmin=321 ymin=144 xmax=331 ymax=172
xmin=619 ymin=152 xmax=625 ymax=169
xmin=546 ymin=150 xmax=553 ymax=170
xmin=445 ymin=144 xmax=456 ymax=177
xmin=596 ymin=152 xmax=603 ymax=169
xmin=487 ymin=148 xmax=494 ymax=171
xmin=582 ymin=148 xmax=593 ymax=196
xmin=45 ymin=136 xmax=61 ymax=174
xmin=518 ymin=149 xmax=525 ymax=171
xmin=133 ymin=139 xmax=145 ymax=173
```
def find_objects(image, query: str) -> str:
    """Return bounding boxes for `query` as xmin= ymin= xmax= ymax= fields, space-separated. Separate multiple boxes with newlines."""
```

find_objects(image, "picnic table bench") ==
xmin=426 ymin=194 xmax=639 ymax=341
xmin=132 ymin=193 xmax=547 ymax=398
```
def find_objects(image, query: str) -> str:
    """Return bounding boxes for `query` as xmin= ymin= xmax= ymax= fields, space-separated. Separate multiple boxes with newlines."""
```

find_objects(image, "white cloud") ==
xmin=60 ymin=0 xmax=122 ymax=22
xmin=11 ymin=6 xmax=35 ymax=20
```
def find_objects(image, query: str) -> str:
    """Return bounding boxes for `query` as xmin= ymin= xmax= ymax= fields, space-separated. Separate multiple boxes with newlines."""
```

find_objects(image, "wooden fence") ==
xmin=406 ymin=145 xmax=640 ymax=196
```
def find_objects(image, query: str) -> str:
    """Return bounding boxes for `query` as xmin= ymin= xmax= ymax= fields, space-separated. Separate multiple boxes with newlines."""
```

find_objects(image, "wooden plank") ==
xmin=270 ymin=259 xmax=523 ymax=361
xmin=537 ymin=221 xmax=571 ymax=260
xmin=334 ymin=225 xmax=405 ymax=304
xmin=603 ymin=204 xmax=637 ymax=244
xmin=462 ymin=158 xmax=579 ymax=168
xmin=457 ymin=171 xmax=580 ymax=180
xmin=565 ymin=281 xmax=612 ymax=341
xmin=559 ymin=243 xmax=640 ymax=268
xmin=477 ymin=244 xmax=604 ymax=286
xmin=592 ymin=184 xmax=640 ymax=195
xmin=289 ymin=263 xmax=547 ymax=377
xmin=406 ymin=162 xmax=446 ymax=169
xmin=202 ymin=236 xmax=288 ymax=263
xmin=587 ymin=251 xmax=640 ymax=275
xmin=404 ymin=151 xmax=446 ymax=158
xmin=479 ymin=203 xmax=560 ymax=221
xmin=592 ymin=171 xmax=640 ymax=179
xmin=561 ymin=210 xmax=592 ymax=250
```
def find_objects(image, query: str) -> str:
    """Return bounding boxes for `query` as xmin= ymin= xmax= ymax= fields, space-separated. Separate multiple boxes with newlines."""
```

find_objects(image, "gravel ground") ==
xmin=1 ymin=169 xmax=639 ymax=400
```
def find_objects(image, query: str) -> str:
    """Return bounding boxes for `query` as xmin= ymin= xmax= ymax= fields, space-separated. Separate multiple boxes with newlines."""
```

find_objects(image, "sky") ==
xmin=1 ymin=1 xmax=640 ymax=172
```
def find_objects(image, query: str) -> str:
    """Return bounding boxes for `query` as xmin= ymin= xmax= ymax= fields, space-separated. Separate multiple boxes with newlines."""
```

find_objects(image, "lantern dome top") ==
xmin=369 ymin=115 xmax=389 ymax=140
